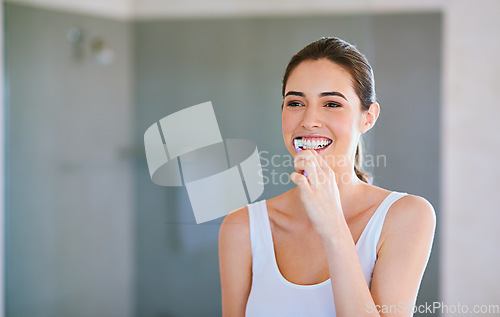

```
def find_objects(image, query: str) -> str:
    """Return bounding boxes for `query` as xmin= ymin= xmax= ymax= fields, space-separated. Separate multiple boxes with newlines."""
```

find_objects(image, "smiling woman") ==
xmin=219 ymin=37 xmax=436 ymax=317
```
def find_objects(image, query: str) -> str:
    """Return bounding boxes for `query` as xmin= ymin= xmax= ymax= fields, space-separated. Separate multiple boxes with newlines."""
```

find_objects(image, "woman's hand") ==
xmin=290 ymin=149 xmax=343 ymax=236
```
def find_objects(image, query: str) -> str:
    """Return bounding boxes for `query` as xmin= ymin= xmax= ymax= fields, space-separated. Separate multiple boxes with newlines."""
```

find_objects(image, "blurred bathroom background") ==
xmin=2 ymin=0 xmax=499 ymax=316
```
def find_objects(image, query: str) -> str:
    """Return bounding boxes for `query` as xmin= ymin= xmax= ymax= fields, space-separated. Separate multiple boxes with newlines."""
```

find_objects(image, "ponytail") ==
xmin=354 ymin=138 xmax=372 ymax=184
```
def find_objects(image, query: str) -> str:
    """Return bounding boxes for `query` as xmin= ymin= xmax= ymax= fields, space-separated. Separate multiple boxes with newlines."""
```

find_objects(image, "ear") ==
xmin=360 ymin=102 xmax=380 ymax=134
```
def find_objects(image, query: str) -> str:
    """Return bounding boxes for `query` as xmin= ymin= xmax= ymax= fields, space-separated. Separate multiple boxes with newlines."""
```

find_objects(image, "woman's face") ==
xmin=282 ymin=58 xmax=366 ymax=169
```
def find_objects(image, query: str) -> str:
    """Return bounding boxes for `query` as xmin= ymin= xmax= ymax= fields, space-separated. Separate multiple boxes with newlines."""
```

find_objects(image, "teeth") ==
xmin=294 ymin=137 xmax=332 ymax=150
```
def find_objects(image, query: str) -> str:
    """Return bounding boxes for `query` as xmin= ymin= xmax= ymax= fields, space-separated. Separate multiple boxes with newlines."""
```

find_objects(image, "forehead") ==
xmin=285 ymin=59 xmax=357 ymax=98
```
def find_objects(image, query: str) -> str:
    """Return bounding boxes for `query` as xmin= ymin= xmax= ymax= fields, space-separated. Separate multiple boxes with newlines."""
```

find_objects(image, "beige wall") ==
xmin=4 ymin=0 xmax=500 ymax=313
xmin=441 ymin=0 xmax=500 ymax=311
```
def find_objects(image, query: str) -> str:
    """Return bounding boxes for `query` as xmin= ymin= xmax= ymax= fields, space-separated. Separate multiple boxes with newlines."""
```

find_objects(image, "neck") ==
xmin=334 ymin=169 xmax=366 ymax=217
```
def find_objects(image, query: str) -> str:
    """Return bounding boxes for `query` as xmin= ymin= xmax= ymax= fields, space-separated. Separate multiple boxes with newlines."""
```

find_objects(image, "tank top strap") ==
xmin=359 ymin=191 xmax=409 ymax=252
xmin=247 ymin=200 xmax=273 ymax=273
xmin=354 ymin=191 xmax=409 ymax=286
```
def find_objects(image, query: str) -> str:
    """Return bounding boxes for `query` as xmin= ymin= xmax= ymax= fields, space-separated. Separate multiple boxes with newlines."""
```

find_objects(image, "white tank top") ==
xmin=245 ymin=191 xmax=408 ymax=317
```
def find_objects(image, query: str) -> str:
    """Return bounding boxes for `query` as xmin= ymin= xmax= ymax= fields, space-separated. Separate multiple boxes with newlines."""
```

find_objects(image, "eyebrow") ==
xmin=284 ymin=90 xmax=348 ymax=101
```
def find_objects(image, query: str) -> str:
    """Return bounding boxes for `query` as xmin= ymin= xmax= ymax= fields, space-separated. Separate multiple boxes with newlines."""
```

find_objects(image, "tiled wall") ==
xmin=5 ymin=4 xmax=135 ymax=316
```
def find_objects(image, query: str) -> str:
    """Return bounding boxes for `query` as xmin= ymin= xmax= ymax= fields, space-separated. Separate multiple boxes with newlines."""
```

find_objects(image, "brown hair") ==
xmin=281 ymin=37 xmax=375 ymax=183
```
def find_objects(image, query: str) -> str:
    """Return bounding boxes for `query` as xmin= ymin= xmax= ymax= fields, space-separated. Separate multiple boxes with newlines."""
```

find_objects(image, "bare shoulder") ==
xmin=220 ymin=205 xmax=250 ymax=231
xmin=362 ymin=184 xmax=435 ymax=225
xmin=219 ymin=205 xmax=251 ymax=251
xmin=381 ymin=194 xmax=436 ymax=245
xmin=389 ymin=194 xmax=436 ymax=225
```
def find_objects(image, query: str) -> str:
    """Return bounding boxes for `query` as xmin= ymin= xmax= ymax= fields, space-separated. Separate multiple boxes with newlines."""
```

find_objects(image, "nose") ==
xmin=300 ymin=105 xmax=323 ymax=129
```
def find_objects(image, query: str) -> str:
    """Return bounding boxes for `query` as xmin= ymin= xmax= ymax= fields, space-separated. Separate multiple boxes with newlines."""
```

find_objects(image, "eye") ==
xmin=325 ymin=102 xmax=342 ymax=108
xmin=287 ymin=101 xmax=304 ymax=107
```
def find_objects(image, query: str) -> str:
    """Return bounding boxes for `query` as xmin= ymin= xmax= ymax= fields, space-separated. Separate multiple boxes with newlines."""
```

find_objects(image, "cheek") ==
xmin=281 ymin=112 xmax=297 ymax=134
xmin=338 ymin=113 xmax=360 ymax=132
xmin=328 ymin=116 xmax=359 ymax=147
xmin=328 ymin=115 xmax=350 ymax=133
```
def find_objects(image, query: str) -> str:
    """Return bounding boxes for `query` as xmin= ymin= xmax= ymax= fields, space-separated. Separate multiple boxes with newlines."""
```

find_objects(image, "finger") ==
xmin=290 ymin=172 xmax=312 ymax=192
xmin=309 ymin=149 xmax=330 ymax=172
xmin=304 ymin=150 xmax=335 ymax=187
xmin=309 ymin=150 xmax=335 ymax=183
xmin=295 ymin=150 xmax=320 ymax=186
xmin=293 ymin=151 xmax=311 ymax=174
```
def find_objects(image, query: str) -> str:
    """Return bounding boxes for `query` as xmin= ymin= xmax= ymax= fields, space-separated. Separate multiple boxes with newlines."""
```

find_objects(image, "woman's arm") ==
xmin=291 ymin=149 xmax=436 ymax=317
xmin=369 ymin=195 xmax=436 ymax=316
xmin=218 ymin=207 xmax=252 ymax=317
xmin=322 ymin=194 xmax=435 ymax=316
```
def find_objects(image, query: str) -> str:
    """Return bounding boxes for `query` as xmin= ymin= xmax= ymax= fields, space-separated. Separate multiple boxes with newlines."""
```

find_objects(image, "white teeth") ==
xmin=294 ymin=137 xmax=332 ymax=150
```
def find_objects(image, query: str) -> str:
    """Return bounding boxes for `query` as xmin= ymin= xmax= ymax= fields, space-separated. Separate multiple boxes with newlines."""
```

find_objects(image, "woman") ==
xmin=219 ymin=37 xmax=436 ymax=317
